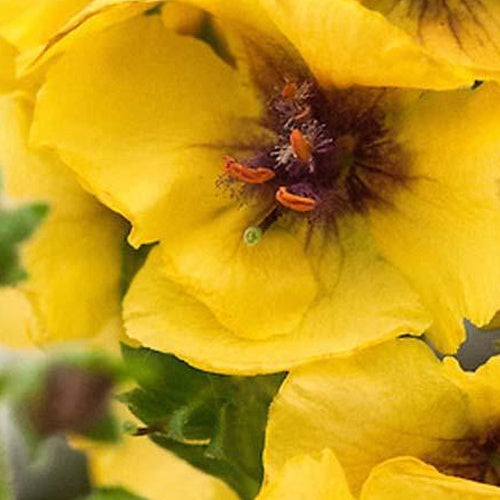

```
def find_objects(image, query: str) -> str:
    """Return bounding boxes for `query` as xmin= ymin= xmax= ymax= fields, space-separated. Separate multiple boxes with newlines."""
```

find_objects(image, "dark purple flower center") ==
xmin=220 ymin=79 xmax=411 ymax=243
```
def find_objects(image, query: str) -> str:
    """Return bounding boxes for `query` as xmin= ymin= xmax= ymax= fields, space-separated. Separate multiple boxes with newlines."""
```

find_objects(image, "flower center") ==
xmin=220 ymin=79 xmax=410 ymax=243
xmin=427 ymin=426 xmax=500 ymax=486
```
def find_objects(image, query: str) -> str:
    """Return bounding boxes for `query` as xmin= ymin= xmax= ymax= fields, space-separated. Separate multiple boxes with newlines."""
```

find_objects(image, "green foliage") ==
xmin=0 ymin=166 xmax=48 ymax=284
xmin=0 ymin=201 xmax=48 ymax=285
xmin=120 ymin=345 xmax=286 ymax=500
xmin=81 ymin=487 xmax=146 ymax=500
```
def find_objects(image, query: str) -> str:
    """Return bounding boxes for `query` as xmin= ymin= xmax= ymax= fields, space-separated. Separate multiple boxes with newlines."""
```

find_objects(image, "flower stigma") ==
xmin=243 ymin=226 xmax=263 ymax=246
xmin=219 ymin=79 xmax=410 ymax=246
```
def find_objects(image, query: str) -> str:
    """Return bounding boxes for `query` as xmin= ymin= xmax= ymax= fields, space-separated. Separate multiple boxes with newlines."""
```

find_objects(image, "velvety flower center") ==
xmin=220 ymin=79 xmax=411 ymax=244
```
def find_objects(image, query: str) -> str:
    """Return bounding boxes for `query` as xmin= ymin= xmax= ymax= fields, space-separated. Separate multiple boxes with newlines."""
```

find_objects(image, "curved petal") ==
xmin=442 ymin=356 xmax=500 ymax=428
xmin=369 ymin=83 xmax=500 ymax=353
xmin=362 ymin=457 xmax=500 ymax=499
xmin=81 ymin=405 xmax=237 ymax=500
xmin=264 ymin=339 xmax=498 ymax=494
xmin=257 ymin=449 xmax=355 ymax=500
xmin=123 ymin=220 xmax=429 ymax=374
xmin=0 ymin=0 xmax=90 ymax=52
xmin=30 ymin=13 xmax=267 ymax=246
xmin=259 ymin=0 xmax=475 ymax=89
xmin=359 ymin=0 xmax=500 ymax=79
xmin=0 ymin=93 xmax=125 ymax=344
xmin=20 ymin=1 xmax=157 ymax=75
xmin=161 ymin=210 xmax=318 ymax=340
xmin=484 ymin=311 xmax=500 ymax=330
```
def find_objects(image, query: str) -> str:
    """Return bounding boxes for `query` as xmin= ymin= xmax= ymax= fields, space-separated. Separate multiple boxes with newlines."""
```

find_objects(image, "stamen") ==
xmin=281 ymin=82 xmax=298 ymax=100
xmin=289 ymin=129 xmax=312 ymax=163
xmin=293 ymin=104 xmax=312 ymax=123
xmin=276 ymin=186 xmax=317 ymax=212
xmin=224 ymin=156 xmax=275 ymax=184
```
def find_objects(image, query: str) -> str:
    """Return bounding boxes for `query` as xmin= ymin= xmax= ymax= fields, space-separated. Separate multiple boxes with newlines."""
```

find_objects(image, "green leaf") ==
xmin=120 ymin=345 xmax=286 ymax=500
xmin=81 ymin=487 xmax=146 ymax=500
xmin=0 ymin=201 xmax=48 ymax=285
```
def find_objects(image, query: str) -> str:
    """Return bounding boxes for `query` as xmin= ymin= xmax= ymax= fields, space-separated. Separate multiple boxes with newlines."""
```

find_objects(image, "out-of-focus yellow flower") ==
xmin=5 ymin=0 xmax=497 ymax=374
xmin=264 ymin=339 xmax=500 ymax=495
xmin=0 ymin=36 xmax=15 ymax=93
xmin=0 ymin=91 xmax=125 ymax=346
xmin=0 ymin=287 xmax=37 ymax=348
xmin=258 ymin=449 xmax=500 ymax=500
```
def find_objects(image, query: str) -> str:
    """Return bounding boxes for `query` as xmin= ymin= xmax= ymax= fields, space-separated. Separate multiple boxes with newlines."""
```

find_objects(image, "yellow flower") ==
xmin=258 ymin=449 xmax=500 ymax=499
xmin=264 ymin=338 xmax=500 ymax=495
xmin=0 ymin=0 xmax=500 ymax=373
xmin=4 ymin=1 xmax=500 ymax=373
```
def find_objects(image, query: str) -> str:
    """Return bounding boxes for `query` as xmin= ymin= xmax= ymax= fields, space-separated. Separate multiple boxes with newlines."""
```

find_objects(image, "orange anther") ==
xmin=275 ymin=186 xmax=317 ymax=212
xmin=290 ymin=128 xmax=312 ymax=163
xmin=281 ymin=82 xmax=298 ymax=100
xmin=224 ymin=156 xmax=275 ymax=184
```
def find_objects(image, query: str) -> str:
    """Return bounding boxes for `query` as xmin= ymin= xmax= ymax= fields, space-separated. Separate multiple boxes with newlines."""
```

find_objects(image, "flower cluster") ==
xmin=0 ymin=0 xmax=500 ymax=498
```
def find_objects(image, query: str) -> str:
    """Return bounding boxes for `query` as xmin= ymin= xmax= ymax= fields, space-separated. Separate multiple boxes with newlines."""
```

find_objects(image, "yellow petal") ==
xmin=443 ymin=355 xmax=500 ymax=428
xmin=161 ymin=2 xmax=205 ymax=36
xmin=0 ymin=287 xmax=37 ymax=349
xmin=259 ymin=0 xmax=475 ymax=89
xmin=264 ymin=339 xmax=484 ymax=494
xmin=369 ymin=83 xmax=500 ymax=353
xmin=31 ymin=14 xmax=266 ymax=247
xmin=257 ymin=449 xmax=355 ymax=500
xmin=0 ymin=93 xmax=125 ymax=344
xmin=362 ymin=457 xmax=500 ymax=500
xmin=0 ymin=37 xmax=16 ymax=93
xmin=20 ymin=1 xmax=157 ymax=75
xmin=81 ymin=405 xmax=237 ymax=500
xmin=161 ymin=209 xmax=318 ymax=341
xmin=484 ymin=311 xmax=500 ymax=331
xmin=124 ymin=218 xmax=429 ymax=374
xmin=359 ymin=0 xmax=500 ymax=79
xmin=0 ymin=0 xmax=90 ymax=52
